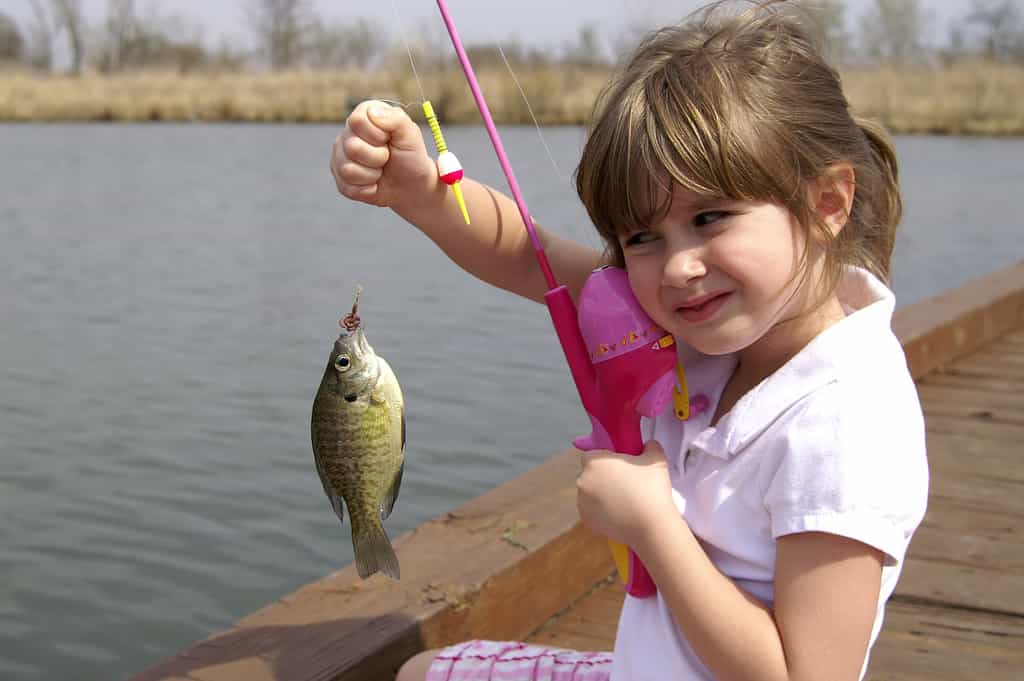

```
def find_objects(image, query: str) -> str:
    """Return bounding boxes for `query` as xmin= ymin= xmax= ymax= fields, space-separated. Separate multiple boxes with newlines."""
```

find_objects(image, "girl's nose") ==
xmin=663 ymin=247 xmax=706 ymax=287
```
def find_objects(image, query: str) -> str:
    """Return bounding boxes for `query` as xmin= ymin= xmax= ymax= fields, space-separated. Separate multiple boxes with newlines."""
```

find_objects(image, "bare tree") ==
xmin=307 ymin=18 xmax=385 ymax=69
xmin=966 ymin=0 xmax=1024 ymax=61
xmin=0 ymin=12 xmax=24 ymax=61
xmin=786 ymin=0 xmax=850 ymax=64
xmin=50 ymin=0 xmax=86 ymax=75
xmin=609 ymin=0 xmax=662 ymax=64
xmin=102 ymin=0 xmax=136 ymax=71
xmin=23 ymin=0 xmax=53 ymax=70
xmin=564 ymin=24 xmax=607 ymax=66
xmin=859 ymin=0 xmax=929 ymax=64
xmin=101 ymin=5 xmax=219 ymax=73
xmin=611 ymin=21 xmax=652 ymax=64
xmin=462 ymin=41 xmax=550 ymax=69
xmin=247 ymin=0 xmax=313 ymax=70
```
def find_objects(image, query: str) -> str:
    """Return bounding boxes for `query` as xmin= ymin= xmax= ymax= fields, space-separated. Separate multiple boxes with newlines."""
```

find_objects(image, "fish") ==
xmin=311 ymin=286 xmax=405 ymax=580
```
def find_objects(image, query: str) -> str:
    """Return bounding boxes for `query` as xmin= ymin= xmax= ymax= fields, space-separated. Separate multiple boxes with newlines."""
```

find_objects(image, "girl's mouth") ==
xmin=676 ymin=292 xmax=732 ymax=323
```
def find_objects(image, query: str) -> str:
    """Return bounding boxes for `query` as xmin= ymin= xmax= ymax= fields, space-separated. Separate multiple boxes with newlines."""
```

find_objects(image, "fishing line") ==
xmin=492 ymin=40 xmax=567 ymax=182
xmin=386 ymin=0 xmax=567 ymax=185
xmin=389 ymin=0 xmax=428 ymax=104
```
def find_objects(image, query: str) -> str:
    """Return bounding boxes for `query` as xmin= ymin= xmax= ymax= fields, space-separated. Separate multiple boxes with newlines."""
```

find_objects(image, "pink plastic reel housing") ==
xmin=544 ymin=266 xmax=679 ymax=598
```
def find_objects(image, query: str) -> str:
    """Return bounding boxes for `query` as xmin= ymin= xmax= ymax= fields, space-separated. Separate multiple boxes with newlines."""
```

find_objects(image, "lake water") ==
xmin=1 ymin=124 xmax=1021 ymax=681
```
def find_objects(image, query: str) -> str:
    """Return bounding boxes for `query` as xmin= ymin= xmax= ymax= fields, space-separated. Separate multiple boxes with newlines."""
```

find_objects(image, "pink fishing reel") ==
xmin=546 ymin=267 xmax=681 ymax=598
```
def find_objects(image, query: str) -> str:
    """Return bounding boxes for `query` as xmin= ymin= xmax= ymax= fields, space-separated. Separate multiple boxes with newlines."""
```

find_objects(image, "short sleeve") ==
xmin=762 ymin=379 xmax=928 ymax=566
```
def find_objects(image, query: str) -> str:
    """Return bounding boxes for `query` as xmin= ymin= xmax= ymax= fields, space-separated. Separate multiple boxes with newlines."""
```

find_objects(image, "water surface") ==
xmin=1 ymin=124 xmax=1021 ymax=680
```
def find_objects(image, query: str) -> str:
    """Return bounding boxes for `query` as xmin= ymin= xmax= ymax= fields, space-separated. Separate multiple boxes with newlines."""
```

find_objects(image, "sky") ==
xmin=4 ymin=0 xmax=972 ymax=57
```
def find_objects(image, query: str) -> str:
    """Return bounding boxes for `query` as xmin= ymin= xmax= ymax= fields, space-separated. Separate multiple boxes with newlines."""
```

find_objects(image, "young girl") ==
xmin=331 ymin=2 xmax=928 ymax=680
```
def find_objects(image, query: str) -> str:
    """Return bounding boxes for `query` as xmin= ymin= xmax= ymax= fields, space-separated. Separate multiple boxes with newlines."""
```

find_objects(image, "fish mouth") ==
xmin=335 ymin=327 xmax=369 ymax=352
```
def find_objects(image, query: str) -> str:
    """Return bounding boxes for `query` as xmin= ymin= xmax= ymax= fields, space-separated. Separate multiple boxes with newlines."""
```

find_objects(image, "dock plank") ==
xmin=866 ymin=601 xmax=1024 ymax=681
xmin=923 ymin=370 xmax=1023 ymax=394
xmin=916 ymin=383 xmax=1023 ymax=414
xmin=528 ymin=576 xmax=621 ymax=652
xmin=924 ymin=432 xmax=1024 ymax=480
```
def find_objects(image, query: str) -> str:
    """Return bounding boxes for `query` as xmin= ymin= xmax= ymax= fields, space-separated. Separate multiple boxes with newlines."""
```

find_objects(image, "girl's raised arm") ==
xmin=333 ymin=100 xmax=602 ymax=304
xmin=396 ymin=176 xmax=602 ymax=305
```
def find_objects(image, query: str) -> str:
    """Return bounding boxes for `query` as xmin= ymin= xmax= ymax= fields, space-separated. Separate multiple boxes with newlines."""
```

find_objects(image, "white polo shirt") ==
xmin=611 ymin=267 xmax=930 ymax=681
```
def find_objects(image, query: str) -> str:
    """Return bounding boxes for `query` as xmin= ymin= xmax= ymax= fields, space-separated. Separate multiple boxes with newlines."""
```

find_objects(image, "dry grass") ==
xmin=842 ymin=61 xmax=1024 ymax=136
xmin=1 ymin=62 xmax=1022 ymax=135
xmin=0 ymin=69 xmax=369 ymax=123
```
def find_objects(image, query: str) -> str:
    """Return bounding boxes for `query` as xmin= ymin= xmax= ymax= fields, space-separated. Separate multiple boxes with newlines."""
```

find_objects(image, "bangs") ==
xmin=578 ymin=78 xmax=711 ymax=244
xmin=577 ymin=41 xmax=799 ymax=263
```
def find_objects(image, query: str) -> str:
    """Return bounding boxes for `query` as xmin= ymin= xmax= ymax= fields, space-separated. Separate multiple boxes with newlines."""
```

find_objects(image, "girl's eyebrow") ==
xmin=670 ymin=193 xmax=729 ymax=213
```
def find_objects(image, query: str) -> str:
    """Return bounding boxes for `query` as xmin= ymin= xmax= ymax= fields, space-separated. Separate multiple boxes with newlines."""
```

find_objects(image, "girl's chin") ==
xmin=674 ymin=324 xmax=756 ymax=357
xmin=686 ymin=340 xmax=744 ymax=356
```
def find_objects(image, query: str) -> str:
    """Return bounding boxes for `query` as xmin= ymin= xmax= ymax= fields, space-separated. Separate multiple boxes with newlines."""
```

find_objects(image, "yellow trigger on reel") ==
xmin=673 ymin=362 xmax=690 ymax=421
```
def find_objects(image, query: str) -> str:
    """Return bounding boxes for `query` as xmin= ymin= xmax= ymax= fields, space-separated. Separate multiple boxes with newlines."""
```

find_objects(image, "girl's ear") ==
xmin=812 ymin=164 xmax=856 ymax=236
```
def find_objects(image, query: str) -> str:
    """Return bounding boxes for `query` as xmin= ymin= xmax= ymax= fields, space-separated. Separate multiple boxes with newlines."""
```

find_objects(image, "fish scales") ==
xmin=318 ymin=388 xmax=398 ymax=511
xmin=311 ymin=288 xmax=405 ymax=580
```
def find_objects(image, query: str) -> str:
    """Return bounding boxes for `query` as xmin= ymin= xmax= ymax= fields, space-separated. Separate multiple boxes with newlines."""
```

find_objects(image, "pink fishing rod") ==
xmin=433 ymin=0 xmax=557 ymax=290
xmin=435 ymin=0 xmax=684 ymax=598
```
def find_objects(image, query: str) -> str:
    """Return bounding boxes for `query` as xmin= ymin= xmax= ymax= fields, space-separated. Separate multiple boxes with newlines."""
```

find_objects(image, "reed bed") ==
xmin=1 ymin=62 xmax=1022 ymax=135
xmin=842 ymin=61 xmax=1024 ymax=136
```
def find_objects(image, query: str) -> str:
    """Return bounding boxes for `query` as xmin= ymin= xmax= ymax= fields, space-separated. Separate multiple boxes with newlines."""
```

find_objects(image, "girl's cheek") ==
xmin=625 ymin=252 xmax=657 ymax=285
xmin=627 ymin=270 xmax=661 ymax=316
xmin=624 ymin=261 xmax=645 ymax=298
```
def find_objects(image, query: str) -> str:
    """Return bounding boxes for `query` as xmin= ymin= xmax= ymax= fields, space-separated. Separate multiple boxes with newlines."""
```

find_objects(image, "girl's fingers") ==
xmin=342 ymin=132 xmax=389 ymax=169
xmin=365 ymin=104 xmax=424 ymax=152
xmin=345 ymin=100 xmax=392 ymax=147
xmin=337 ymin=180 xmax=379 ymax=203
xmin=336 ymin=160 xmax=382 ymax=187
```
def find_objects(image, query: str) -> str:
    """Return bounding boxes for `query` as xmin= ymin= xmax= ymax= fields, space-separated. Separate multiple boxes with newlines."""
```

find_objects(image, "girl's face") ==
xmin=620 ymin=187 xmax=839 ymax=374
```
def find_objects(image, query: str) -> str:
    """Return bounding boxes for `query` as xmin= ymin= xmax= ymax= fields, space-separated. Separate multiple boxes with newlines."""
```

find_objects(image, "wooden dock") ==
xmin=130 ymin=262 xmax=1024 ymax=681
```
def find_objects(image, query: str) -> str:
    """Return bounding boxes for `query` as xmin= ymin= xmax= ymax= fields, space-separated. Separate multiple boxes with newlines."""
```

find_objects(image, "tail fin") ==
xmin=352 ymin=518 xmax=400 ymax=580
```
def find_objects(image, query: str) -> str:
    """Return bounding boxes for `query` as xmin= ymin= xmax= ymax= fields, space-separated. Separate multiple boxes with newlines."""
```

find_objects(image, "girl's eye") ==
xmin=694 ymin=211 xmax=728 ymax=228
xmin=622 ymin=230 xmax=658 ymax=247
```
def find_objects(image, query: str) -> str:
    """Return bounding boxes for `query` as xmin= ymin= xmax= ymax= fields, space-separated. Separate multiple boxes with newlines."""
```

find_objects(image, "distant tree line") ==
xmin=1 ymin=0 xmax=1023 ymax=75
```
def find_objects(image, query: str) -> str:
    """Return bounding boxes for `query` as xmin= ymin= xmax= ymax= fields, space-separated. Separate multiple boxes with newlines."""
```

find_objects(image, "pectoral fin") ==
xmin=327 ymin=490 xmax=345 ymax=524
xmin=316 ymin=453 xmax=345 ymax=524
xmin=312 ymin=433 xmax=345 ymax=525
xmin=380 ymin=462 xmax=403 ymax=520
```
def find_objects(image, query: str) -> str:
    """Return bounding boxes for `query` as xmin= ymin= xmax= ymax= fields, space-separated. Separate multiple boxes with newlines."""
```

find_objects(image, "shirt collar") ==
xmin=690 ymin=266 xmax=896 ymax=460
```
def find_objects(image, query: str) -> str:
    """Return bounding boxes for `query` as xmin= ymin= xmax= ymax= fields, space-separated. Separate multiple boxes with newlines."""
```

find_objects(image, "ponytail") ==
xmin=848 ymin=117 xmax=902 ymax=283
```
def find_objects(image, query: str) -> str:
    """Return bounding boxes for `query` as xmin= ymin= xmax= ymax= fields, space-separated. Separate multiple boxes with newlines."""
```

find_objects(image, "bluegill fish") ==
xmin=311 ymin=286 xmax=405 ymax=579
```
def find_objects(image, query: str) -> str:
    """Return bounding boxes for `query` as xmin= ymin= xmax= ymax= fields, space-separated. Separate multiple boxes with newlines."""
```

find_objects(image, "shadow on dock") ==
xmin=131 ymin=614 xmax=425 ymax=681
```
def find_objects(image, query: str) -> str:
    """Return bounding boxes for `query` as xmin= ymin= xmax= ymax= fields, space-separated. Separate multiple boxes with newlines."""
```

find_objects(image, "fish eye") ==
xmin=334 ymin=355 xmax=352 ymax=372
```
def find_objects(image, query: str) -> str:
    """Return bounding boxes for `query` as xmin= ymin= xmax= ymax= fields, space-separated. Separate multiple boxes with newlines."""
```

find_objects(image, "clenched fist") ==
xmin=330 ymin=100 xmax=437 ymax=212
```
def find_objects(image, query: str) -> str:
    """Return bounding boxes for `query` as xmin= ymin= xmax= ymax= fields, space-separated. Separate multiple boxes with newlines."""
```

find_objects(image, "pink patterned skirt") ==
xmin=425 ymin=640 xmax=613 ymax=681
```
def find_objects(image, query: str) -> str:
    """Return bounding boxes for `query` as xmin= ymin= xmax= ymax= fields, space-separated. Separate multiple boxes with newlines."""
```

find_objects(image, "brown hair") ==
xmin=575 ymin=0 xmax=902 ymax=297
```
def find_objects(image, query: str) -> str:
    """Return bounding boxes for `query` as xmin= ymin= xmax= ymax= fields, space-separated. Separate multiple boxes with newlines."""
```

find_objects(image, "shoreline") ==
xmin=1 ymin=118 xmax=1021 ymax=137
xmin=2 ymin=61 xmax=1022 ymax=135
